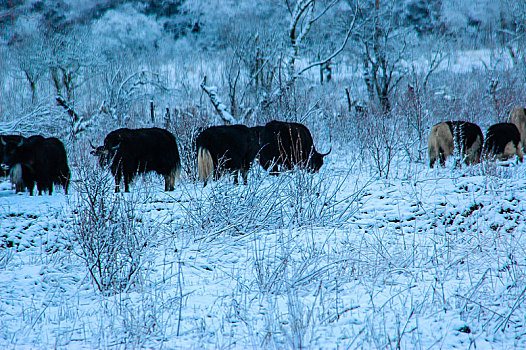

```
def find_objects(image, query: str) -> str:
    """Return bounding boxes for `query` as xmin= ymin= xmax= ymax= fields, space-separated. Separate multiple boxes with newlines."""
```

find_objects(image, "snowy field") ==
xmin=2 ymin=152 xmax=526 ymax=349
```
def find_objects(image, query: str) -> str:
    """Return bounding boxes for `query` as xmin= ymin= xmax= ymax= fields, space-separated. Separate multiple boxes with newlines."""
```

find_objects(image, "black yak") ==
xmin=196 ymin=124 xmax=260 ymax=185
xmin=483 ymin=123 xmax=523 ymax=162
xmin=258 ymin=120 xmax=330 ymax=174
xmin=1 ymin=135 xmax=70 ymax=195
xmin=91 ymin=127 xmax=181 ymax=192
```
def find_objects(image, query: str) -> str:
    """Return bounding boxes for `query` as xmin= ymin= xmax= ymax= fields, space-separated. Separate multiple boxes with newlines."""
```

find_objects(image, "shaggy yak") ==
xmin=91 ymin=127 xmax=181 ymax=192
xmin=483 ymin=123 xmax=524 ymax=162
xmin=196 ymin=124 xmax=260 ymax=186
xmin=1 ymin=135 xmax=70 ymax=195
xmin=257 ymin=120 xmax=330 ymax=174
xmin=428 ymin=121 xmax=483 ymax=167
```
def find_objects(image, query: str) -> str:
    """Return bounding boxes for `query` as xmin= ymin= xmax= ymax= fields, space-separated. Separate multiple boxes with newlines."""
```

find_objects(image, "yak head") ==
xmin=0 ymin=136 xmax=25 ymax=167
xmin=90 ymin=141 xmax=120 ymax=167
xmin=308 ymin=147 xmax=331 ymax=173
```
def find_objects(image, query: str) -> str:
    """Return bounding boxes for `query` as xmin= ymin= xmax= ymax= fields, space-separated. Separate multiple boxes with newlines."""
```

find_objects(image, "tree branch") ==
xmin=297 ymin=10 xmax=358 ymax=76
xmin=200 ymin=76 xmax=238 ymax=125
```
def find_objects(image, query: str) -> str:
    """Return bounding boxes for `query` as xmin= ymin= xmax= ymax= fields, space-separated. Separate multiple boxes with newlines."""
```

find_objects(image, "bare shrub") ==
xmin=179 ymin=174 xmax=285 ymax=240
xmin=178 ymin=164 xmax=365 ymax=241
xmin=167 ymin=106 xmax=209 ymax=181
xmin=357 ymin=109 xmax=403 ymax=178
xmin=0 ymin=248 xmax=14 ymax=270
xmin=71 ymin=165 xmax=157 ymax=294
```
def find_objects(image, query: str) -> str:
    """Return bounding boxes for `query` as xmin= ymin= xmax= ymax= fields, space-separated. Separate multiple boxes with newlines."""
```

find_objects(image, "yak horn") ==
xmin=320 ymin=146 xmax=332 ymax=157
xmin=89 ymin=140 xmax=97 ymax=149
xmin=0 ymin=137 xmax=5 ymax=146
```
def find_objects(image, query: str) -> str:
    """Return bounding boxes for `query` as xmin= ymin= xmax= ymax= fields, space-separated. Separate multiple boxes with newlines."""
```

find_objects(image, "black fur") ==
xmin=258 ymin=120 xmax=329 ymax=174
xmin=92 ymin=127 xmax=181 ymax=192
xmin=444 ymin=121 xmax=484 ymax=157
xmin=483 ymin=123 xmax=522 ymax=159
xmin=196 ymin=124 xmax=260 ymax=185
xmin=1 ymin=135 xmax=70 ymax=195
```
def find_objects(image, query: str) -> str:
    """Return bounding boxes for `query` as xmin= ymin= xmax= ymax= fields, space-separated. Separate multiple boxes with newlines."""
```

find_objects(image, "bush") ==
xmin=179 ymin=165 xmax=364 ymax=241
xmin=71 ymin=165 xmax=157 ymax=294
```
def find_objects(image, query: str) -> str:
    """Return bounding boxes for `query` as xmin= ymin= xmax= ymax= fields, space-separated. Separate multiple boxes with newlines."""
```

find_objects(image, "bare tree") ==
xmin=48 ymin=32 xmax=91 ymax=102
xmin=9 ymin=32 xmax=49 ymax=104
xmin=201 ymin=0 xmax=358 ymax=123
xmin=200 ymin=76 xmax=238 ymax=124
xmin=404 ymin=50 xmax=445 ymax=162
xmin=96 ymin=56 xmax=169 ymax=126
xmin=349 ymin=0 xmax=408 ymax=114
xmin=246 ymin=0 xmax=358 ymax=120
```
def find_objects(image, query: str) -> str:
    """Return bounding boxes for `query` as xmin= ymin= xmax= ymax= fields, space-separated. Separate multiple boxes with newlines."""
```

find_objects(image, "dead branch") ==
xmin=56 ymin=95 xmax=80 ymax=122
xmin=200 ymin=76 xmax=238 ymax=125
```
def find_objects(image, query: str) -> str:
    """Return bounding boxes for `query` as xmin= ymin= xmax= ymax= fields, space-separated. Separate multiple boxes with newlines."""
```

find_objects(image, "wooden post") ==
xmin=319 ymin=53 xmax=323 ymax=84
xmin=345 ymin=88 xmax=352 ymax=113
xmin=326 ymin=61 xmax=332 ymax=82
xmin=164 ymin=107 xmax=170 ymax=129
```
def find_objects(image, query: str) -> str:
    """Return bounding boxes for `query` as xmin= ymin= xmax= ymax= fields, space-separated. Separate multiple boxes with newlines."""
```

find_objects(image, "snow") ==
xmin=2 ymin=153 xmax=526 ymax=348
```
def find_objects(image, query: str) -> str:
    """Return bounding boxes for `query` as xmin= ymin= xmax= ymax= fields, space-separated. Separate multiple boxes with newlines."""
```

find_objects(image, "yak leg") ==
xmin=27 ymin=181 xmax=34 ymax=196
xmin=242 ymin=171 xmax=248 ymax=185
xmin=240 ymin=164 xmax=249 ymax=185
xmin=123 ymin=173 xmax=133 ymax=193
xmin=61 ymin=175 xmax=70 ymax=195
xmin=64 ymin=180 xmax=69 ymax=195
xmin=114 ymin=171 xmax=122 ymax=192
xmin=517 ymin=142 xmax=524 ymax=163
xmin=164 ymin=172 xmax=175 ymax=191
xmin=164 ymin=174 xmax=170 ymax=191
xmin=439 ymin=149 xmax=446 ymax=167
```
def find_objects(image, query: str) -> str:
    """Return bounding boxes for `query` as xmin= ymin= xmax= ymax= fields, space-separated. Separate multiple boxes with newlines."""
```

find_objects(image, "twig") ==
xmin=495 ymin=285 xmax=526 ymax=332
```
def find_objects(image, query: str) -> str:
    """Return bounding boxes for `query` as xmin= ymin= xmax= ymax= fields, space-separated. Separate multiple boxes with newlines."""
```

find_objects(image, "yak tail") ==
xmin=197 ymin=147 xmax=214 ymax=184
xmin=10 ymin=164 xmax=23 ymax=192
xmin=428 ymin=129 xmax=439 ymax=167
xmin=174 ymin=160 xmax=181 ymax=180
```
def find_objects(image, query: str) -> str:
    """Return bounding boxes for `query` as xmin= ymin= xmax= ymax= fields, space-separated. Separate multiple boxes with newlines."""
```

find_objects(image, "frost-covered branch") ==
xmin=0 ymin=102 xmax=55 ymax=135
xmin=200 ymin=76 xmax=238 ymax=125
xmin=247 ymin=3 xmax=358 ymax=119
xmin=287 ymin=0 xmax=315 ymax=77
xmin=297 ymin=8 xmax=358 ymax=76
xmin=422 ymin=50 xmax=445 ymax=90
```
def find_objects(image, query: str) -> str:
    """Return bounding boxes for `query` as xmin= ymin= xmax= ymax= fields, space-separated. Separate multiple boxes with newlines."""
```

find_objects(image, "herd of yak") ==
xmin=1 ymin=107 xmax=525 ymax=196
xmin=428 ymin=106 xmax=526 ymax=167
xmin=0 ymin=120 xmax=330 ymax=195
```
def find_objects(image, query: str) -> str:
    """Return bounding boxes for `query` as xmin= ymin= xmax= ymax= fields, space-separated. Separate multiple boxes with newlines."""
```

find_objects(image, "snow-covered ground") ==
xmin=2 ymin=153 xmax=526 ymax=349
